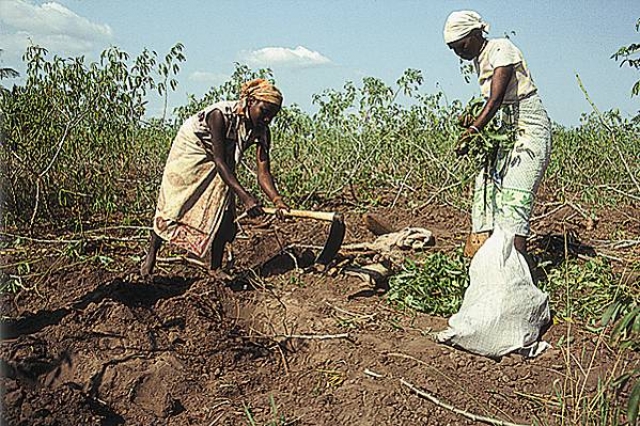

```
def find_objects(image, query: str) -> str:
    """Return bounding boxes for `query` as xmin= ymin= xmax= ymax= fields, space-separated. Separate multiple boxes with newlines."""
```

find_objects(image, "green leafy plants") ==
xmin=604 ymin=294 xmax=640 ymax=425
xmin=539 ymin=254 xmax=639 ymax=425
xmin=603 ymin=300 xmax=640 ymax=350
xmin=173 ymin=62 xmax=274 ymax=124
xmin=386 ymin=251 xmax=468 ymax=316
xmin=611 ymin=17 xmax=640 ymax=98
xmin=542 ymin=257 xmax=639 ymax=328
xmin=0 ymin=43 xmax=185 ymax=227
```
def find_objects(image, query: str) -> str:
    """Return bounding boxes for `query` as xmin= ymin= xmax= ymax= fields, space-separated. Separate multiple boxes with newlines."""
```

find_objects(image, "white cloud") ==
xmin=0 ymin=0 xmax=113 ymax=61
xmin=240 ymin=46 xmax=332 ymax=68
xmin=188 ymin=71 xmax=228 ymax=85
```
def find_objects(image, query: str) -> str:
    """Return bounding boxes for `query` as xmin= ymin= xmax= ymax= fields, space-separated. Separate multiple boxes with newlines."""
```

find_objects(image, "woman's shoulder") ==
xmin=485 ymin=38 xmax=524 ymax=62
xmin=203 ymin=100 xmax=237 ymax=116
xmin=192 ymin=100 xmax=239 ymax=133
xmin=195 ymin=100 xmax=238 ymax=125
xmin=487 ymin=37 xmax=518 ymax=50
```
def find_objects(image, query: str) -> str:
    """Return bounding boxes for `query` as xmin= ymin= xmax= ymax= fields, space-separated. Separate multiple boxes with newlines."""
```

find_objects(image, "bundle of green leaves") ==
xmin=456 ymin=97 xmax=516 ymax=167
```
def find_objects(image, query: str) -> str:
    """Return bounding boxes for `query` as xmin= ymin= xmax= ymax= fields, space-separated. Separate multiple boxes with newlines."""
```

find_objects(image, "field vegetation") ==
xmin=1 ymin=24 xmax=639 ymax=424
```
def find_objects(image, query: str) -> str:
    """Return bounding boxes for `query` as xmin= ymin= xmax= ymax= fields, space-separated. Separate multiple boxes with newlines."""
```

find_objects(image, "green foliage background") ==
xmin=1 ymin=46 xmax=639 ymax=229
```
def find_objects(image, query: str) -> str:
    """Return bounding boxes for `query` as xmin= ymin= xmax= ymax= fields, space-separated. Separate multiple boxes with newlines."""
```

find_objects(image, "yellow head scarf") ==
xmin=240 ymin=78 xmax=283 ymax=107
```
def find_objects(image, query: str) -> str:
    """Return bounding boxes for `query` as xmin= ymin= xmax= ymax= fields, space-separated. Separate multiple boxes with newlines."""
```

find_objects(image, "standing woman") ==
xmin=141 ymin=78 xmax=290 ymax=278
xmin=444 ymin=11 xmax=552 ymax=258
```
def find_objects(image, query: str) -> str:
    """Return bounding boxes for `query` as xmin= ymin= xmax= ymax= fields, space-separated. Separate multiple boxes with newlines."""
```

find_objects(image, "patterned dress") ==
xmin=153 ymin=101 xmax=264 ymax=257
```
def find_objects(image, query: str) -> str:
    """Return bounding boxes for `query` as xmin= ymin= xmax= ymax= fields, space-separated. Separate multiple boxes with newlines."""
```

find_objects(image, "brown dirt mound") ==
xmin=1 ymin=200 xmax=639 ymax=425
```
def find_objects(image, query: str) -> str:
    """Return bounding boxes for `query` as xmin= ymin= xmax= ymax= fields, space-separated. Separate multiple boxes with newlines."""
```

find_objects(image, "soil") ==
xmin=1 ymin=193 xmax=639 ymax=426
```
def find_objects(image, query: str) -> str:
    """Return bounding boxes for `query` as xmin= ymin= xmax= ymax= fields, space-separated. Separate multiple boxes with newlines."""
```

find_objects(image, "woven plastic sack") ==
xmin=436 ymin=226 xmax=551 ymax=358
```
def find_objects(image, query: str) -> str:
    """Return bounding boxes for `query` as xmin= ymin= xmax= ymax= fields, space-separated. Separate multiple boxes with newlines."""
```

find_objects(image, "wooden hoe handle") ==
xmin=261 ymin=207 xmax=341 ymax=222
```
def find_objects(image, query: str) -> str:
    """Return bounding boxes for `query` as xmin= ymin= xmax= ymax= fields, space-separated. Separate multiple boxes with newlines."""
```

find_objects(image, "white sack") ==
xmin=436 ymin=226 xmax=551 ymax=358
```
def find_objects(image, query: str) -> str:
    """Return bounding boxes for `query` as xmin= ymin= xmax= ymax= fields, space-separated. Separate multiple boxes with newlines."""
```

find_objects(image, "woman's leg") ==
xmin=209 ymin=232 xmax=227 ymax=270
xmin=141 ymin=230 xmax=163 ymax=278
xmin=514 ymin=235 xmax=527 ymax=256
xmin=209 ymin=208 xmax=237 ymax=270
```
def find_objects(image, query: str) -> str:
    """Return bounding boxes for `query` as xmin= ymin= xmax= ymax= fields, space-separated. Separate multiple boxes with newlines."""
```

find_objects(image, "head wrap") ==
xmin=443 ymin=10 xmax=490 ymax=44
xmin=239 ymin=78 xmax=283 ymax=107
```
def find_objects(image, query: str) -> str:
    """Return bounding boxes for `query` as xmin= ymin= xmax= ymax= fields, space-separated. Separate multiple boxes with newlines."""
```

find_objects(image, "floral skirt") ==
xmin=471 ymin=93 xmax=552 ymax=236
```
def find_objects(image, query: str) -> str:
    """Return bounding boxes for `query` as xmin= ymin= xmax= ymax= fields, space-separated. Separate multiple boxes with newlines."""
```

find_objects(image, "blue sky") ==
xmin=1 ymin=0 xmax=638 ymax=127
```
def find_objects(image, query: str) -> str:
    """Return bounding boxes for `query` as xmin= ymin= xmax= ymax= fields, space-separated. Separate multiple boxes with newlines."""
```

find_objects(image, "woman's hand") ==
xmin=455 ymin=127 xmax=480 ymax=157
xmin=272 ymin=196 xmax=290 ymax=220
xmin=242 ymin=194 xmax=264 ymax=218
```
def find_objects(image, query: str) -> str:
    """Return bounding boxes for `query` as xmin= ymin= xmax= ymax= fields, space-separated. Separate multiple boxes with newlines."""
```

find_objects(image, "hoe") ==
xmin=239 ymin=207 xmax=345 ymax=265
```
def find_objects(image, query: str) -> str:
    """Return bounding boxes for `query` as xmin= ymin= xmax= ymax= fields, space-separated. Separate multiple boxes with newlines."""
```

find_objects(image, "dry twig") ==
xmin=363 ymin=368 xmax=384 ymax=378
xmin=388 ymin=352 xmax=512 ymax=420
xmin=391 ymin=169 xmax=412 ymax=208
xmin=1 ymin=231 xmax=147 ymax=245
xmin=272 ymin=333 xmax=349 ymax=340
xmin=400 ymin=378 xmax=530 ymax=426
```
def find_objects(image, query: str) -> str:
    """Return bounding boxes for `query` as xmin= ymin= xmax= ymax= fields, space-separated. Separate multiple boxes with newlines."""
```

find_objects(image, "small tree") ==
xmin=611 ymin=18 xmax=640 ymax=97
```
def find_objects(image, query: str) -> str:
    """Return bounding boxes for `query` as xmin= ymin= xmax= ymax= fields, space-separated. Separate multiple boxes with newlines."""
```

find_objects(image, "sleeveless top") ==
xmin=188 ymin=100 xmax=268 ymax=168
xmin=153 ymin=100 xmax=269 ymax=256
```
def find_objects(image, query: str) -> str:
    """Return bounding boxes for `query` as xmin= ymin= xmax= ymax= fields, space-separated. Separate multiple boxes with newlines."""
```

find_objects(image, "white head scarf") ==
xmin=443 ymin=10 xmax=490 ymax=44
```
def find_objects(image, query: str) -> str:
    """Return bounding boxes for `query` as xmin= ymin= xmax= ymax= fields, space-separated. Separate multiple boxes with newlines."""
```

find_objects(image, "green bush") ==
xmin=0 ymin=44 xmax=184 ymax=227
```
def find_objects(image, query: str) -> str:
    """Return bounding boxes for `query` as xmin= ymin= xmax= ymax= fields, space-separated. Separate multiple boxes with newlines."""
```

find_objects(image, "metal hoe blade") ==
xmin=315 ymin=213 xmax=345 ymax=265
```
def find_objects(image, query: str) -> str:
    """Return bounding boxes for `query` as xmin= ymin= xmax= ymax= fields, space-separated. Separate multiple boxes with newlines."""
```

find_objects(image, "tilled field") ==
xmin=1 ymin=200 xmax=639 ymax=425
